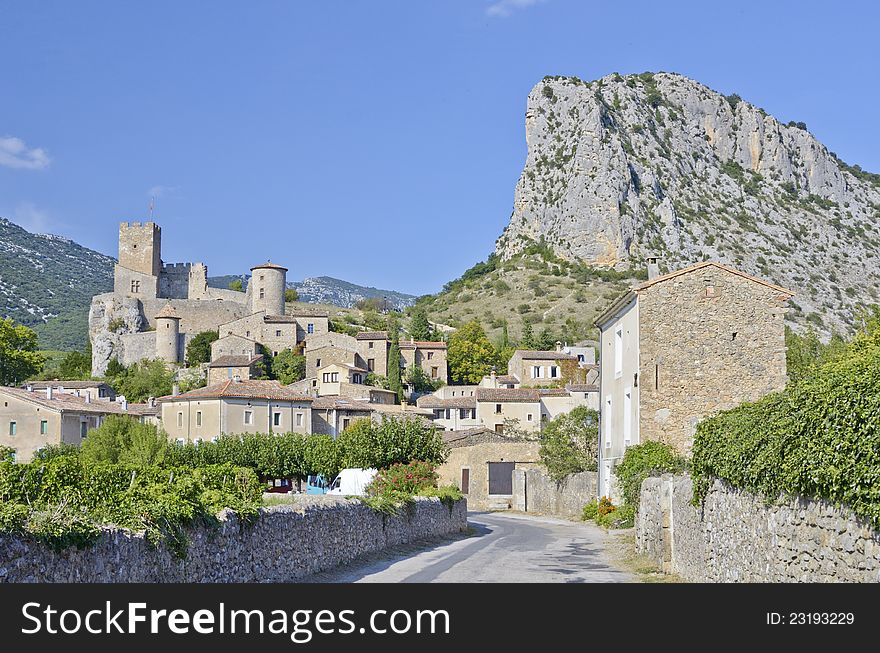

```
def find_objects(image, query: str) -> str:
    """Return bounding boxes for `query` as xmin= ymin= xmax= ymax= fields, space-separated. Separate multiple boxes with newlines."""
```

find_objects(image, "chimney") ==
xmin=647 ymin=257 xmax=660 ymax=280
xmin=58 ymin=385 xmax=65 ymax=394
xmin=232 ymin=374 xmax=242 ymax=383
xmin=46 ymin=386 xmax=53 ymax=400
xmin=121 ymin=398 xmax=128 ymax=411
xmin=555 ymin=341 xmax=563 ymax=352
xmin=26 ymin=384 xmax=33 ymax=392
xmin=172 ymin=383 xmax=180 ymax=396
xmin=149 ymin=397 xmax=156 ymax=407
xmin=84 ymin=391 xmax=91 ymax=404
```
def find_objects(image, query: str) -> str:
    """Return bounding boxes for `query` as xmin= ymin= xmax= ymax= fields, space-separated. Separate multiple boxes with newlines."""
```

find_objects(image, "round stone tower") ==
xmin=154 ymin=304 xmax=181 ymax=365
xmin=249 ymin=261 xmax=288 ymax=316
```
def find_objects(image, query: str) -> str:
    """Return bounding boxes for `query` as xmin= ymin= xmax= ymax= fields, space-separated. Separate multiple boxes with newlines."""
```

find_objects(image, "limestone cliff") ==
xmin=496 ymin=72 xmax=880 ymax=334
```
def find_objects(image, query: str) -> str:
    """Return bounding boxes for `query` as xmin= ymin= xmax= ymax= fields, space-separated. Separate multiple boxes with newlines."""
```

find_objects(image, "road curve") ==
xmin=311 ymin=511 xmax=633 ymax=583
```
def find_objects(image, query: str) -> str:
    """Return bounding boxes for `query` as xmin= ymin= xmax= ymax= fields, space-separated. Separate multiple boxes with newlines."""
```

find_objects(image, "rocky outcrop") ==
xmin=497 ymin=72 xmax=880 ymax=335
xmin=88 ymin=293 xmax=145 ymax=376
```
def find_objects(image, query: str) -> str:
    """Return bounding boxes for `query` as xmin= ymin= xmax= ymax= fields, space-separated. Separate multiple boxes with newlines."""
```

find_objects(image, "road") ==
xmin=310 ymin=511 xmax=633 ymax=583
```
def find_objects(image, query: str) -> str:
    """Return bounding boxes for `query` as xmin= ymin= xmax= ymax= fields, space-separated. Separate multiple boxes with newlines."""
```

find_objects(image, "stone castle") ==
xmin=89 ymin=221 xmax=328 ymax=376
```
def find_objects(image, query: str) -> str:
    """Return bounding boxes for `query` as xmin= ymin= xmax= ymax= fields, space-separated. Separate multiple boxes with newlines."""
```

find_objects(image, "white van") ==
xmin=326 ymin=468 xmax=378 ymax=496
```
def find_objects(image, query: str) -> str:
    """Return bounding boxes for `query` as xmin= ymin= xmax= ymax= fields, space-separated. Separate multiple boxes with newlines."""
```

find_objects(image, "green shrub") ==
xmin=367 ymin=461 xmax=438 ymax=496
xmin=692 ymin=313 xmax=880 ymax=527
xmin=596 ymin=503 xmax=634 ymax=529
xmin=614 ymin=441 xmax=688 ymax=508
xmin=582 ymin=499 xmax=598 ymax=521
xmin=539 ymin=407 xmax=599 ymax=481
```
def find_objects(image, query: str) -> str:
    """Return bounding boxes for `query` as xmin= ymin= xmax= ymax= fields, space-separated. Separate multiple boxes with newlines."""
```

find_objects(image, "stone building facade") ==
xmin=158 ymin=379 xmax=313 ymax=441
xmin=595 ymin=261 xmax=791 ymax=499
xmin=435 ymin=428 xmax=541 ymax=511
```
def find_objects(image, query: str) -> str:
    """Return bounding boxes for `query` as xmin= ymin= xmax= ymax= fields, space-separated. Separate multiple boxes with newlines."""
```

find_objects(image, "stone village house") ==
xmin=594 ymin=261 xmax=791 ymax=500
xmin=0 ymin=385 xmax=158 ymax=462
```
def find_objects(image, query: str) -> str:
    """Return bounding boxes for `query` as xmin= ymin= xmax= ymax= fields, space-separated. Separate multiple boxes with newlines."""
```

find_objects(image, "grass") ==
xmin=605 ymin=532 xmax=684 ymax=583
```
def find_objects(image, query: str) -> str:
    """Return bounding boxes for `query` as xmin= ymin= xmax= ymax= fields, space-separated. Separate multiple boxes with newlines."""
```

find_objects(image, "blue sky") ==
xmin=1 ymin=1 xmax=877 ymax=295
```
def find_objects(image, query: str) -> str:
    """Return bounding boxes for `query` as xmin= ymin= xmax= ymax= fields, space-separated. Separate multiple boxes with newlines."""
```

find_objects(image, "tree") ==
xmin=272 ymin=348 xmax=306 ymax=384
xmin=58 ymin=346 xmax=91 ymax=380
xmin=285 ymin=288 xmax=299 ymax=303
xmin=539 ymin=406 xmax=599 ymax=482
xmin=228 ymin=279 xmax=243 ymax=292
xmin=520 ymin=320 xmax=536 ymax=349
xmin=447 ymin=320 xmax=498 ymax=384
xmin=405 ymin=364 xmax=440 ymax=393
xmin=108 ymin=359 xmax=176 ymax=403
xmin=785 ymin=325 xmax=848 ymax=385
xmin=80 ymin=415 xmax=169 ymax=465
xmin=387 ymin=318 xmax=403 ymax=402
xmin=335 ymin=417 xmax=447 ymax=470
xmin=535 ymin=328 xmax=557 ymax=351
xmin=0 ymin=318 xmax=45 ymax=385
xmin=409 ymin=307 xmax=432 ymax=341
xmin=186 ymin=330 xmax=219 ymax=366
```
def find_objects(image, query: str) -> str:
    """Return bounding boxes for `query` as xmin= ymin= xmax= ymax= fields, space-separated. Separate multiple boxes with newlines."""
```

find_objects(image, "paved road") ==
xmin=312 ymin=512 xmax=633 ymax=583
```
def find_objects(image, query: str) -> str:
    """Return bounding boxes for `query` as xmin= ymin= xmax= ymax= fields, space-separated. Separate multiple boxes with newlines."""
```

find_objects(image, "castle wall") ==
xmin=113 ymin=265 xmax=159 ymax=300
xmin=140 ymin=298 xmax=249 ymax=337
xmin=159 ymin=263 xmax=192 ymax=299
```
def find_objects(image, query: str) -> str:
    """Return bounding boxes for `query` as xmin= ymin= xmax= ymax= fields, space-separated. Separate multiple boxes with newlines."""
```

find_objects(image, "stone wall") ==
xmin=637 ymin=266 xmax=789 ymax=454
xmin=512 ymin=469 xmax=597 ymax=518
xmin=637 ymin=474 xmax=880 ymax=582
xmin=0 ymin=496 xmax=467 ymax=583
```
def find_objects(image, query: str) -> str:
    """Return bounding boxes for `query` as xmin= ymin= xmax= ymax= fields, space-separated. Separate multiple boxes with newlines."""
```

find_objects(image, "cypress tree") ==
xmin=387 ymin=318 xmax=403 ymax=403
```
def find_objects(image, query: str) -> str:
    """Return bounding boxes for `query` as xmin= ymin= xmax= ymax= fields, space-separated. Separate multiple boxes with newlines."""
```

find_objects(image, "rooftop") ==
xmin=159 ymin=379 xmax=312 ymax=403
xmin=355 ymin=331 xmax=388 ymax=340
xmin=0 ymin=386 xmax=128 ymax=415
xmin=22 ymin=380 xmax=112 ymax=390
xmin=566 ymin=383 xmax=600 ymax=393
xmin=475 ymin=388 xmax=541 ymax=403
xmin=398 ymin=340 xmax=447 ymax=350
xmin=250 ymin=261 xmax=288 ymax=272
xmin=513 ymin=349 xmax=578 ymax=361
xmin=154 ymin=304 xmax=181 ymax=320
xmin=208 ymin=355 xmax=263 ymax=368
xmin=417 ymin=396 xmax=477 ymax=410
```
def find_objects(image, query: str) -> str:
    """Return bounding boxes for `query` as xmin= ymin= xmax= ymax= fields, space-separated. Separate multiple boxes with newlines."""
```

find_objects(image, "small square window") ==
xmin=196 ymin=411 xmax=202 ymax=427
xmin=40 ymin=420 xmax=48 ymax=435
xmin=244 ymin=411 xmax=253 ymax=425
xmin=307 ymin=323 xmax=314 ymax=334
xmin=368 ymin=341 xmax=374 ymax=349
xmin=296 ymin=413 xmax=303 ymax=427
xmin=276 ymin=330 xmax=282 ymax=337
xmin=273 ymin=412 xmax=282 ymax=427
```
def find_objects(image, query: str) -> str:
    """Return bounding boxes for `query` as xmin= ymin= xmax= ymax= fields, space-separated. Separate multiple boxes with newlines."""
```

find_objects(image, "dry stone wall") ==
xmin=637 ymin=474 xmax=880 ymax=582
xmin=0 ymin=496 xmax=467 ymax=583
xmin=512 ymin=469 xmax=597 ymax=518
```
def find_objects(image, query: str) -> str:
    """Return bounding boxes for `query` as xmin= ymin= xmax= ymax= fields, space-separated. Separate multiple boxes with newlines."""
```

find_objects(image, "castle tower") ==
xmin=154 ymin=304 xmax=181 ymax=365
xmin=248 ymin=261 xmax=288 ymax=316
xmin=119 ymin=222 xmax=161 ymax=277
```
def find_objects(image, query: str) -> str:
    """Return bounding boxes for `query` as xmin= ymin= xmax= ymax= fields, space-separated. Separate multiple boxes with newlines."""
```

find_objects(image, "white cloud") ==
xmin=0 ymin=136 xmax=51 ymax=170
xmin=486 ymin=0 xmax=547 ymax=18
xmin=13 ymin=202 xmax=55 ymax=233
xmin=147 ymin=185 xmax=179 ymax=199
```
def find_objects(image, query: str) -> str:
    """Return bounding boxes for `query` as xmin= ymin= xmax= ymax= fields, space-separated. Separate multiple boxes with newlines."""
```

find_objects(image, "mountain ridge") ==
xmin=495 ymin=71 xmax=880 ymax=335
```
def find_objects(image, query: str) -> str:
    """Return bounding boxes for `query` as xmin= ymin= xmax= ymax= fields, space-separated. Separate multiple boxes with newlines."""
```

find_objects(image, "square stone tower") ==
xmin=119 ymin=221 xmax=161 ymax=277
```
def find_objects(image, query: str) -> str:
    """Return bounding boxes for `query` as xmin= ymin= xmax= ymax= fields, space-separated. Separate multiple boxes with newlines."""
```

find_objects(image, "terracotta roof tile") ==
xmin=417 ymin=396 xmax=477 ymax=409
xmin=514 ymin=349 xmax=577 ymax=360
xmin=475 ymin=388 xmax=541 ymax=403
xmin=154 ymin=304 xmax=180 ymax=319
xmin=0 ymin=387 xmax=128 ymax=415
xmin=159 ymin=380 xmax=312 ymax=403
xmin=208 ymin=355 xmax=263 ymax=368
xmin=250 ymin=261 xmax=288 ymax=271
xmin=355 ymin=331 xmax=388 ymax=340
